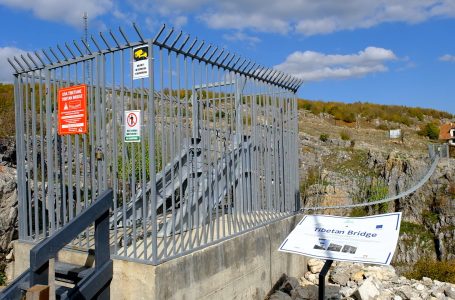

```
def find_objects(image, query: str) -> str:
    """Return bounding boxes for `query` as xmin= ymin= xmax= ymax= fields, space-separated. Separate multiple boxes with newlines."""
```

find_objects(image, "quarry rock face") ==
xmin=0 ymin=138 xmax=16 ymax=167
xmin=0 ymin=166 xmax=17 ymax=253
xmin=298 ymin=115 xmax=455 ymax=273
xmin=269 ymin=260 xmax=455 ymax=300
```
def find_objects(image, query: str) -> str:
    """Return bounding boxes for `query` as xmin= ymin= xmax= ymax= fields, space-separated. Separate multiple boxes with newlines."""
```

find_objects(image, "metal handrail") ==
xmin=0 ymin=189 xmax=113 ymax=300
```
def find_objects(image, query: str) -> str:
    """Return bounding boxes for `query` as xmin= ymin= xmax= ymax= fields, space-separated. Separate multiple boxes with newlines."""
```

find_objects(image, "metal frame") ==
xmin=1 ymin=190 xmax=113 ymax=300
xmin=9 ymin=23 xmax=301 ymax=265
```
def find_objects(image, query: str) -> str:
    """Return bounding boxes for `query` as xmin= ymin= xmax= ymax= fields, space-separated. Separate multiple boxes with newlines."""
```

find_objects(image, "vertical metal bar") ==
xmin=176 ymin=49 xmax=185 ymax=253
xmin=14 ymin=75 xmax=24 ymax=239
xmin=140 ymin=59 xmax=147 ymax=259
xmin=168 ymin=47 xmax=177 ymax=254
xmin=31 ymin=72 xmax=39 ymax=239
xmin=203 ymin=60 xmax=211 ymax=245
xmin=24 ymin=74 xmax=33 ymax=238
xmin=101 ymin=53 xmax=108 ymax=192
xmin=148 ymin=41 xmax=158 ymax=264
xmin=80 ymin=59 xmax=87 ymax=248
xmin=58 ymin=67 xmax=66 ymax=228
xmin=183 ymin=50 xmax=192 ymax=252
xmin=67 ymin=65 xmax=74 ymax=225
xmin=38 ymin=70 xmax=47 ymax=238
xmin=74 ymin=64 xmax=81 ymax=236
xmin=213 ymin=66 xmax=220 ymax=240
xmin=112 ymin=50 xmax=119 ymax=256
xmin=226 ymin=72 xmax=234 ymax=235
xmin=120 ymin=49 xmax=128 ymax=257
xmin=95 ymin=54 xmax=102 ymax=197
xmin=250 ymin=79 xmax=259 ymax=225
xmin=159 ymin=46 xmax=168 ymax=259
xmin=264 ymin=83 xmax=272 ymax=217
xmin=45 ymin=69 xmax=55 ymax=234
xmin=234 ymin=76 xmax=245 ymax=232
xmin=130 ymin=47 xmax=137 ymax=259
xmin=87 ymin=58 xmax=95 ymax=249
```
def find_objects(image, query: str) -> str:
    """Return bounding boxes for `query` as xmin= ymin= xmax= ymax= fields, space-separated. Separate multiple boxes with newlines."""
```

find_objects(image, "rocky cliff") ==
xmin=298 ymin=112 xmax=455 ymax=274
xmin=0 ymin=138 xmax=17 ymax=283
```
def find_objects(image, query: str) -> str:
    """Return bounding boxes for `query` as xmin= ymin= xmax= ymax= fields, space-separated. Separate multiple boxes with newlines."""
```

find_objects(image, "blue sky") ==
xmin=0 ymin=0 xmax=454 ymax=114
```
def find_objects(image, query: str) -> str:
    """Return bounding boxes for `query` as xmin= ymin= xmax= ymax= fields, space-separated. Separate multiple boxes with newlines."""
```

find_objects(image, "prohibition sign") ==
xmin=127 ymin=112 xmax=138 ymax=127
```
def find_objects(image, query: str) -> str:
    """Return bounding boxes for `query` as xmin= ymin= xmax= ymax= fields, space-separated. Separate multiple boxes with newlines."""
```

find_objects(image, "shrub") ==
xmin=319 ymin=134 xmax=329 ymax=142
xmin=340 ymin=130 xmax=351 ymax=141
xmin=448 ymin=183 xmax=455 ymax=197
xmin=342 ymin=112 xmax=356 ymax=123
xmin=376 ymin=124 xmax=389 ymax=131
xmin=418 ymin=123 xmax=440 ymax=140
xmin=406 ymin=258 xmax=455 ymax=283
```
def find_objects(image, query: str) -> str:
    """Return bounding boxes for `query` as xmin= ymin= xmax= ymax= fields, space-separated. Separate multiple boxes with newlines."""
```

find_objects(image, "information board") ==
xmin=58 ymin=84 xmax=87 ymax=135
xmin=278 ymin=213 xmax=402 ymax=265
xmin=124 ymin=110 xmax=141 ymax=142
xmin=389 ymin=129 xmax=401 ymax=139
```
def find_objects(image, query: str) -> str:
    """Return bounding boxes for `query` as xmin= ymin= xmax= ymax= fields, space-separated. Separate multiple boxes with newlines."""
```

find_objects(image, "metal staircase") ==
xmin=0 ymin=190 xmax=113 ymax=300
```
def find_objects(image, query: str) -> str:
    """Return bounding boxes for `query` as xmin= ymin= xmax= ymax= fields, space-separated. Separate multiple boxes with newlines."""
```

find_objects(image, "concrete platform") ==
xmin=11 ymin=213 xmax=307 ymax=300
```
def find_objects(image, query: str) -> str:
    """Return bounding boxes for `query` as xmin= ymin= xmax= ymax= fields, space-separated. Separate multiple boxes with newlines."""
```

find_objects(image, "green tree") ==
xmin=419 ymin=123 xmax=440 ymax=140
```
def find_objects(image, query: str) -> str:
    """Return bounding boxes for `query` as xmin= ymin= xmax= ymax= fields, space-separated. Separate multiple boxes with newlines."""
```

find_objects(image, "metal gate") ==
xmin=9 ymin=23 xmax=301 ymax=264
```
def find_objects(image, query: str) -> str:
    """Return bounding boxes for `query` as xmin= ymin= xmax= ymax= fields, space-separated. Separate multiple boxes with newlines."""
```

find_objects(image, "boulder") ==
xmin=352 ymin=277 xmax=382 ymax=300
xmin=269 ymin=290 xmax=292 ymax=300
xmin=307 ymin=259 xmax=324 ymax=274
xmin=445 ymin=286 xmax=455 ymax=298
xmin=395 ymin=285 xmax=419 ymax=299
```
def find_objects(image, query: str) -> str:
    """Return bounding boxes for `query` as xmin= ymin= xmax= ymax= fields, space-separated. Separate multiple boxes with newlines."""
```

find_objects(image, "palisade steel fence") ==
xmin=9 ymin=24 xmax=301 ymax=264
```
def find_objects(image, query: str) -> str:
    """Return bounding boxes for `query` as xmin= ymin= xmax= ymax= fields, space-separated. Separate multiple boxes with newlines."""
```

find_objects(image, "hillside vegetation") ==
xmin=298 ymin=99 xmax=453 ymax=126
xmin=0 ymin=84 xmax=14 ymax=138
xmin=0 ymin=83 xmax=453 ymax=138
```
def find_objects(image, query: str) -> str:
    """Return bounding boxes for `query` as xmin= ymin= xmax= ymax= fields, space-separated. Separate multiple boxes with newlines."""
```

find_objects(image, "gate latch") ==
xmin=96 ymin=147 xmax=104 ymax=161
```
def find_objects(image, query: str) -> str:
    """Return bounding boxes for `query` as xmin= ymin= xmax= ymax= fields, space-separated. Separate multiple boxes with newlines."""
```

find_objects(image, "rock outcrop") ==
xmin=268 ymin=259 xmax=455 ymax=300
xmin=0 ymin=165 xmax=18 ymax=253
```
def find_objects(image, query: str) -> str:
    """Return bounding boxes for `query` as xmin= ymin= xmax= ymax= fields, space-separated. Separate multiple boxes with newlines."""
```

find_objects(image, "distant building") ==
xmin=439 ymin=123 xmax=455 ymax=146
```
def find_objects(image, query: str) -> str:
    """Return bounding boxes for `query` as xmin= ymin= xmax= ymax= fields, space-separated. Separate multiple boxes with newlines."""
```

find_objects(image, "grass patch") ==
xmin=422 ymin=210 xmax=439 ymax=224
xmin=406 ymin=258 xmax=455 ymax=283
xmin=400 ymin=221 xmax=434 ymax=245
xmin=319 ymin=134 xmax=329 ymax=142
xmin=340 ymin=130 xmax=351 ymax=141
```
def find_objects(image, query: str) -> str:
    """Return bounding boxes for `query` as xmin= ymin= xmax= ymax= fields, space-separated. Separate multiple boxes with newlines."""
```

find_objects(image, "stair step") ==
xmin=55 ymin=261 xmax=93 ymax=285
xmin=55 ymin=285 xmax=71 ymax=300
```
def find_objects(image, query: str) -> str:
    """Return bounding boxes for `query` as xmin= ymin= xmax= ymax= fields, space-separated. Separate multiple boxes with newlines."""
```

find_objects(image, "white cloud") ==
xmin=223 ymin=32 xmax=261 ymax=46
xmin=0 ymin=0 xmax=112 ymax=27
xmin=439 ymin=54 xmax=455 ymax=62
xmin=0 ymin=47 xmax=29 ymax=82
xmin=171 ymin=15 xmax=188 ymax=28
xmin=275 ymin=47 xmax=397 ymax=81
xmin=133 ymin=0 xmax=455 ymax=36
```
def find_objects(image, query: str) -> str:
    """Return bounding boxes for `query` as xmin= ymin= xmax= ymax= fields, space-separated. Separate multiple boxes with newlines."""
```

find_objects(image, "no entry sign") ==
xmin=58 ymin=85 xmax=87 ymax=135
xmin=124 ymin=110 xmax=141 ymax=142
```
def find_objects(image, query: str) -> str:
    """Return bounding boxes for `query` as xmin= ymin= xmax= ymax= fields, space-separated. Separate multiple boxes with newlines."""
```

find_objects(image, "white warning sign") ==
xmin=133 ymin=45 xmax=149 ymax=80
xmin=124 ymin=110 xmax=141 ymax=142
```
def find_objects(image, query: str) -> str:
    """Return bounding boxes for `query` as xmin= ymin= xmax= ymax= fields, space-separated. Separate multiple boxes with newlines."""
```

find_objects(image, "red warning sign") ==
xmin=127 ymin=112 xmax=138 ymax=127
xmin=58 ymin=84 xmax=87 ymax=135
